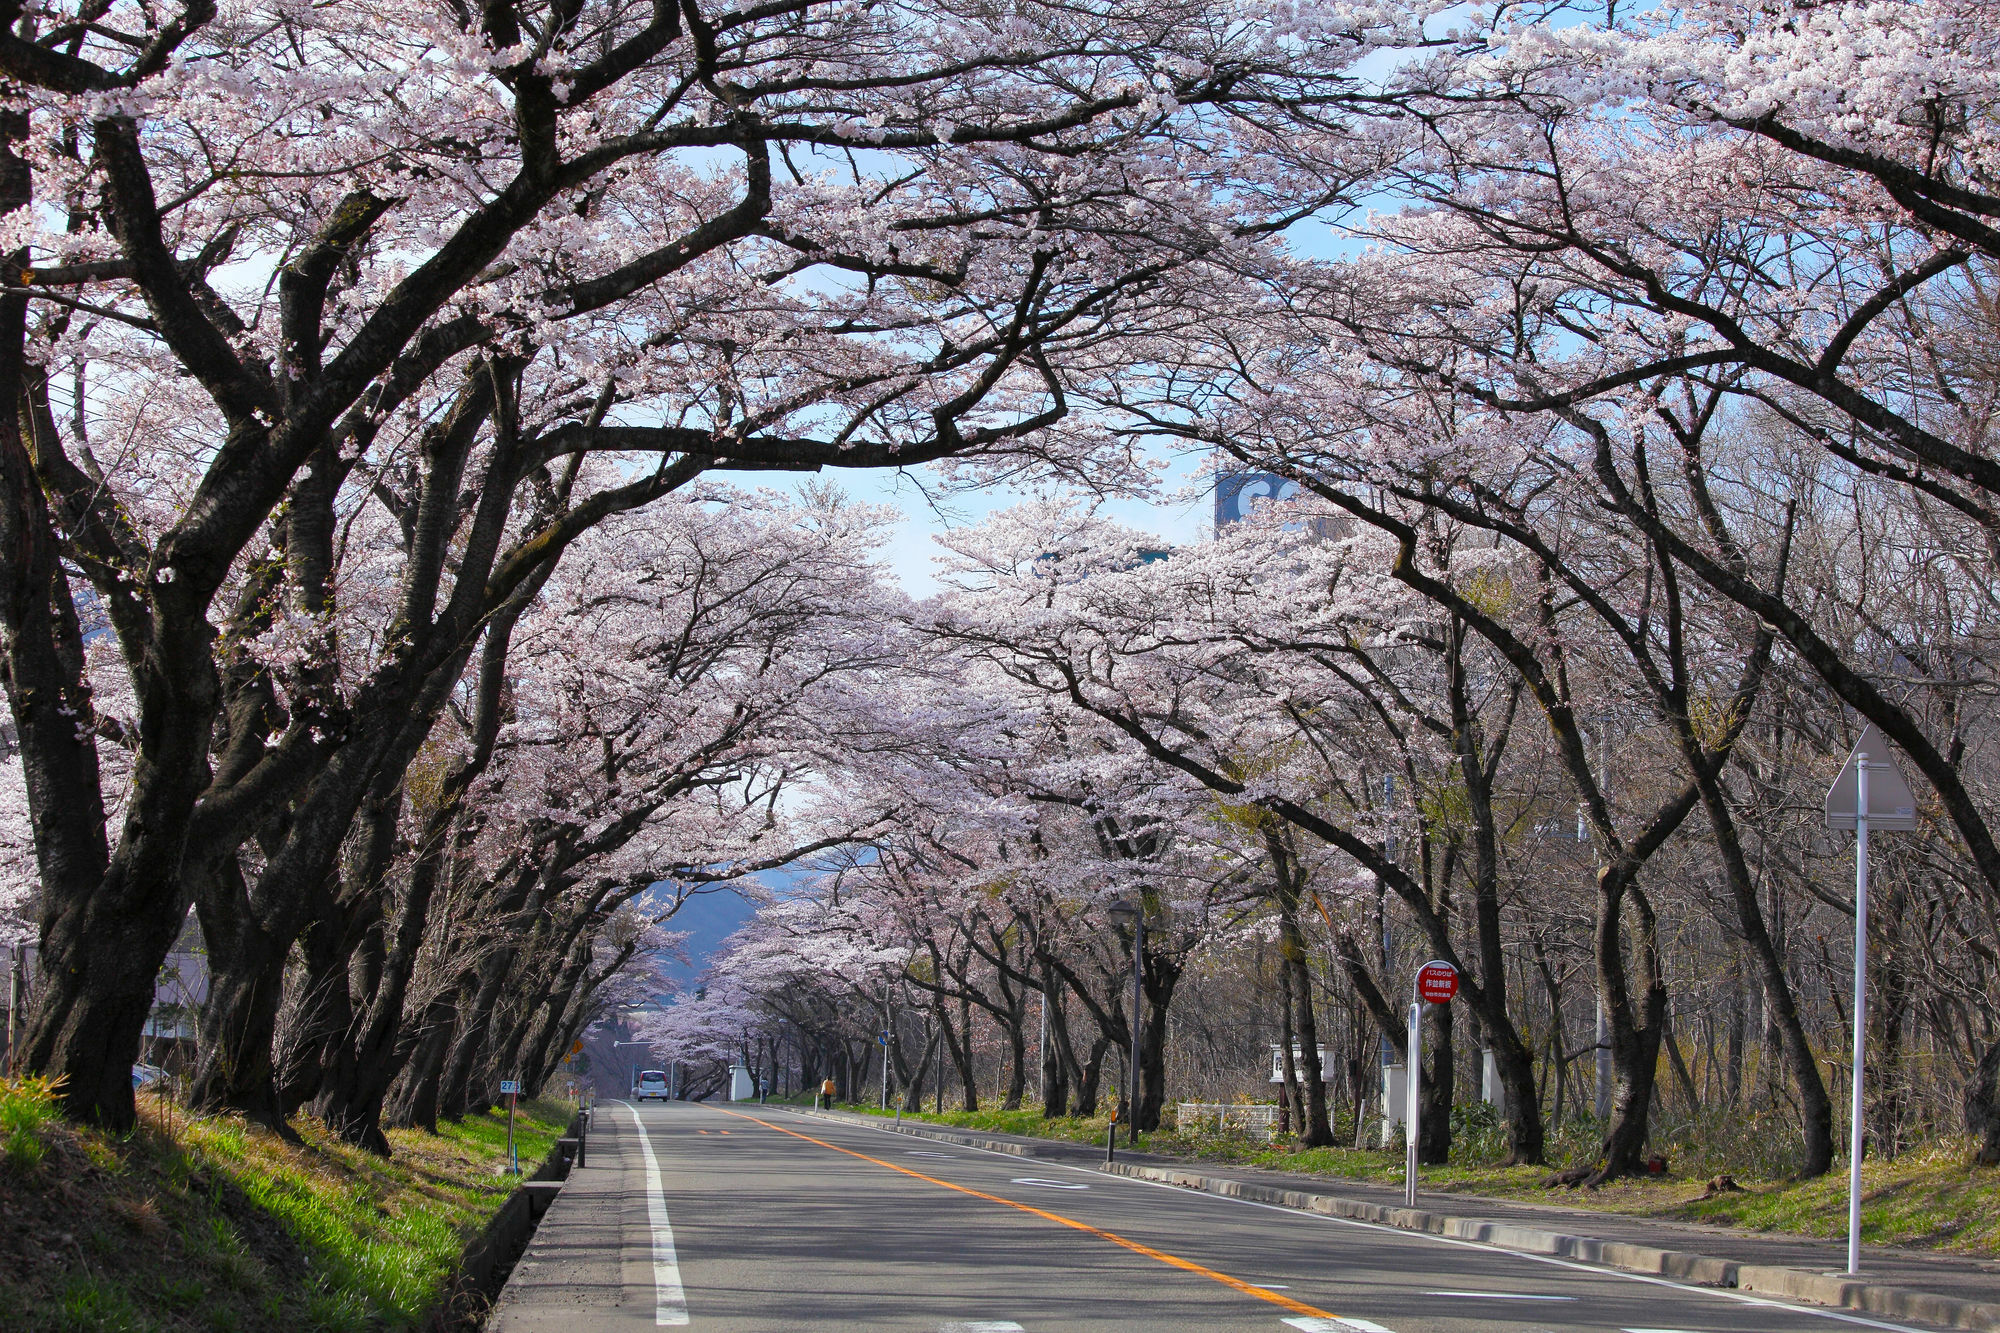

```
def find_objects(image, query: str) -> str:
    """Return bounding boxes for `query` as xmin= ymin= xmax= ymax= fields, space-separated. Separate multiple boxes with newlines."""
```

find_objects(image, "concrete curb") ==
xmin=1104 ymin=1160 xmax=2000 ymax=1332
xmin=797 ymin=1110 xmax=2000 ymax=1332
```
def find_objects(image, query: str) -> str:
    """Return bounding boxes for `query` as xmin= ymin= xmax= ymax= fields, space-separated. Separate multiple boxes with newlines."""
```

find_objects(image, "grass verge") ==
xmin=0 ymin=1076 xmax=572 ymax=1332
xmin=841 ymin=1101 xmax=2000 ymax=1258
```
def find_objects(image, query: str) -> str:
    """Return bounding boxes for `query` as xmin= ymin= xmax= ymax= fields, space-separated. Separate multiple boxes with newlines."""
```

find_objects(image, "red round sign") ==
xmin=1416 ymin=960 xmax=1459 ymax=1005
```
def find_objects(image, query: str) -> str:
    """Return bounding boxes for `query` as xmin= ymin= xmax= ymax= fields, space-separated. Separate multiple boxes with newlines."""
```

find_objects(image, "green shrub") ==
xmin=0 ymin=1076 xmax=59 ymax=1172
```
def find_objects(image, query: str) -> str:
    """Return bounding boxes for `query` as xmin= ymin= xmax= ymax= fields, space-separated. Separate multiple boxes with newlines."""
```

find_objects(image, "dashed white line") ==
xmin=624 ymin=1103 xmax=690 ymax=1326
xmin=1428 ymin=1290 xmax=1574 ymax=1300
xmin=939 ymin=1323 xmax=1026 ymax=1332
xmin=1010 ymin=1176 xmax=1090 ymax=1190
xmin=1282 ymin=1319 xmax=1396 ymax=1333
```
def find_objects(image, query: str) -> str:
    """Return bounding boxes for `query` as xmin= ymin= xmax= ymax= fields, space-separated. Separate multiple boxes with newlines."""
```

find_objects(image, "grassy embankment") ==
xmin=0 ymin=1075 xmax=571 ymax=1332
xmin=842 ymin=1102 xmax=2000 ymax=1257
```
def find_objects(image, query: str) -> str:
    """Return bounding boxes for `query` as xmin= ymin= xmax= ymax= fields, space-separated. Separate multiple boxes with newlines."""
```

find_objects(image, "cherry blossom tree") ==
xmin=0 ymin=0 xmax=1423 ymax=1127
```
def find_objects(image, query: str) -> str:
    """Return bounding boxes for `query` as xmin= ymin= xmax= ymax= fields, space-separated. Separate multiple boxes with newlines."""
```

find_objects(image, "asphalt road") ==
xmin=502 ymin=1099 xmax=1958 ymax=1333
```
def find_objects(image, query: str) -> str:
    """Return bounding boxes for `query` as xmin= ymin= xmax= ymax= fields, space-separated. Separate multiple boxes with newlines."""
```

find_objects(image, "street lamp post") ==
xmin=1107 ymin=896 xmax=1145 ymax=1147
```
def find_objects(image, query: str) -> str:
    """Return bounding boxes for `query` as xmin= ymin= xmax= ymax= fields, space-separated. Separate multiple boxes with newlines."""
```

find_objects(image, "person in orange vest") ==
xmin=819 ymin=1077 xmax=837 ymax=1109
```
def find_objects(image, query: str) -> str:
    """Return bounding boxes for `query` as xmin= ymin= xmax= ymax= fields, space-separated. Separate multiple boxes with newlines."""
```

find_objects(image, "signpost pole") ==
xmin=1823 ymin=725 xmax=1912 ymax=1279
xmin=1847 ymin=754 xmax=1870 ymax=1276
xmin=881 ymin=1029 xmax=891 ymax=1110
xmin=1403 ymin=998 xmax=1420 ymax=1208
xmin=507 ymin=1081 xmax=518 ymax=1175
xmin=1406 ymin=960 xmax=1459 ymax=1208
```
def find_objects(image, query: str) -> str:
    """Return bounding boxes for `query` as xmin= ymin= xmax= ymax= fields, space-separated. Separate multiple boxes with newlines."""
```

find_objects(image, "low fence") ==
xmin=1175 ymin=1102 xmax=1280 ymax=1142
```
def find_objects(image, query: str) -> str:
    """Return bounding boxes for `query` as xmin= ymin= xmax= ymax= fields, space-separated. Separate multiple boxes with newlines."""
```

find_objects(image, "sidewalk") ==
xmin=798 ymin=1108 xmax=2000 ymax=1331
xmin=487 ymin=1103 xmax=662 ymax=1331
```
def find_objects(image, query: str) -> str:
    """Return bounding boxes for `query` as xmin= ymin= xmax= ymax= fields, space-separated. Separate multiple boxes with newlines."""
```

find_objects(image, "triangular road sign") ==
xmin=1825 ymin=723 xmax=1919 ymax=831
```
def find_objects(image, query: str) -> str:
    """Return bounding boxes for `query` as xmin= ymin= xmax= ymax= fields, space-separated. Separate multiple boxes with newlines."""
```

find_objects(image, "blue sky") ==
xmin=731 ymin=443 xmax=1219 ymax=597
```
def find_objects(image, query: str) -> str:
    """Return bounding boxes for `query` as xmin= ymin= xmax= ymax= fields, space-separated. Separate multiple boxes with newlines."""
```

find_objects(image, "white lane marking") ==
xmin=1428 ymin=1291 xmax=1574 ymax=1300
xmin=1625 ymin=1329 xmax=1704 ymax=1332
xmin=623 ymin=1102 xmax=690 ymax=1326
xmin=939 ymin=1324 xmax=1026 ymax=1332
xmin=777 ymin=1112 xmax=1933 ymax=1333
xmin=1010 ymin=1176 xmax=1090 ymax=1190
xmin=1283 ymin=1319 xmax=1396 ymax=1332
xmin=908 ymin=1150 xmax=960 ymax=1158
xmin=1251 ymin=1283 xmax=1291 ymax=1289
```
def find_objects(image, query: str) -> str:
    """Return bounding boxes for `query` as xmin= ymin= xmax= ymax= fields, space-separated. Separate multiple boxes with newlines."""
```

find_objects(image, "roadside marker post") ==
xmin=500 ymin=1079 xmax=521 ymax=1174
xmin=1405 ymin=960 xmax=1459 ymax=1207
xmin=1825 ymin=723 xmax=1916 ymax=1276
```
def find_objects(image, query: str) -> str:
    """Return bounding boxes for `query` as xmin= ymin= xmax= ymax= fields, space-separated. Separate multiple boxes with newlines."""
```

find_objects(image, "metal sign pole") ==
xmin=1821 ymin=723 xmax=1915 ymax=1278
xmin=1847 ymin=754 xmax=1870 ymax=1276
xmin=1403 ymin=998 xmax=1420 ymax=1208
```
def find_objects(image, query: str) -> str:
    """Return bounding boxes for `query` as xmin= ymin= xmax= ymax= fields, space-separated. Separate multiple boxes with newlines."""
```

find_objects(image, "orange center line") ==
xmin=710 ymin=1106 xmax=1339 ymax=1321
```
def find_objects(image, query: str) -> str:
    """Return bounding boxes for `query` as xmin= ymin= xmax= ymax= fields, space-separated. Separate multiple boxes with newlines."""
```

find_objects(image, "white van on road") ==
xmin=634 ymin=1069 xmax=670 ymax=1101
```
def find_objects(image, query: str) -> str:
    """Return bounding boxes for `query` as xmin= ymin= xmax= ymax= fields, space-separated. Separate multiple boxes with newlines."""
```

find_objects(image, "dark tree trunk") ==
xmin=1073 ymin=1034 xmax=1110 ymax=1117
xmin=185 ymin=853 xmax=300 ymax=1136
xmin=276 ymin=912 xmax=356 ymax=1116
xmin=954 ymin=995 xmax=977 ymax=1111
xmin=512 ymin=935 xmax=594 ymax=1100
xmin=1039 ymin=970 xmax=1071 ymax=1118
xmin=1002 ymin=1013 xmax=1027 ymax=1111
xmin=5 ymin=295 xmax=208 ymax=1128
xmin=898 ymin=1027 xmax=939 ymax=1112
xmin=1418 ymin=1000 xmax=1454 ymax=1165
xmin=1263 ymin=829 xmax=1334 ymax=1147
xmin=1687 ymin=747 xmax=1835 ymax=1175
xmin=386 ymin=988 xmax=460 ymax=1132
xmin=1277 ymin=959 xmax=1301 ymax=1137
xmin=1967 ymin=1037 xmax=2000 ymax=1167
xmin=1561 ymin=881 xmax=1669 ymax=1185
xmin=4 ymin=290 xmax=217 ymax=1130
xmin=437 ymin=943 xmax=519 ymax=1119
xmin=1281 ymin=912 xmax=1333 ymax=1147
xmin=1125 ymin=928 xmax=1184 ymax=1134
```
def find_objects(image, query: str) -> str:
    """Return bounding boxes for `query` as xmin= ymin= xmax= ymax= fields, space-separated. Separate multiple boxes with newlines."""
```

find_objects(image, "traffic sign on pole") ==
xmin=1825 ymin=724 xmax=1917 ymax=830
xmin=1416 ymin=960 xmax=1459 ymax=1005
xmin=1825 ymin=724 xmax=1916 ymax=1277
xmin=1406 ymin=960 xmax=1459 ymax=1207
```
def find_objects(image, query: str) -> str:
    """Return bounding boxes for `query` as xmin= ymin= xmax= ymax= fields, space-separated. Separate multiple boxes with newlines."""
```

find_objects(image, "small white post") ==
xmin=1404 ymin=1000 xmax=1421 ymax=1207
xmin=1847 ymin=753 xmax=1870 ymax=1276
xmin=507 ymin=1079 xmax=519 ymax=1175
